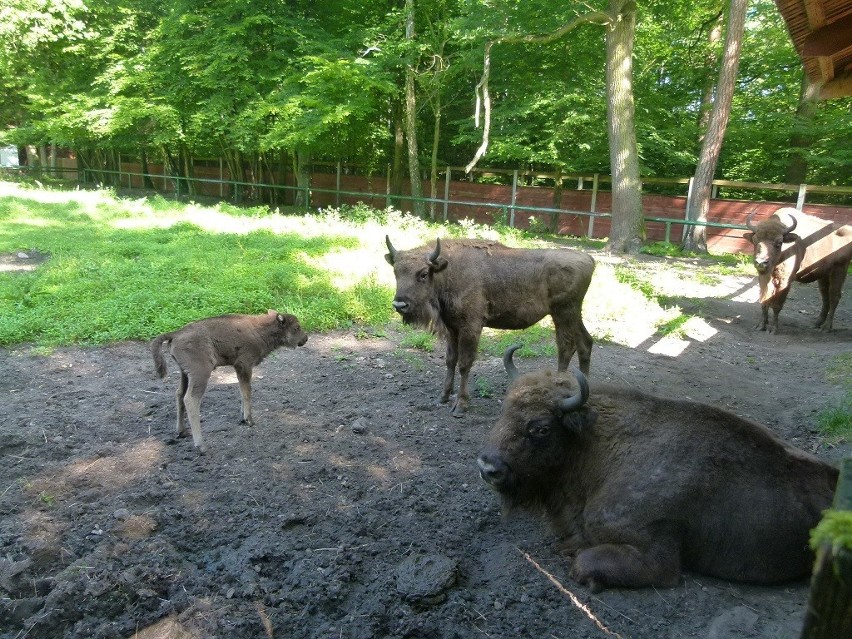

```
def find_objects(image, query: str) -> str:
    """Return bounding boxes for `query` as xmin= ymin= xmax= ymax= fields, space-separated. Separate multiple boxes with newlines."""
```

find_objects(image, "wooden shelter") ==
xmin=773 ymin=1 xmax=852 ymax=98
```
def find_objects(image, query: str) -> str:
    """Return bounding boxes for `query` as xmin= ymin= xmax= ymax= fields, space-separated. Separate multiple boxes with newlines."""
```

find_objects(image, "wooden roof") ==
xmin=773 ymin=0 xmax=852 ymax=99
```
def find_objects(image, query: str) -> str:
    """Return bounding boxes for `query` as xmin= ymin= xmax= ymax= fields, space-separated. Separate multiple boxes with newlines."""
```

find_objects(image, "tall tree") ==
xmin=463 ymin=1 xmax=645 ymax=252
xmin=404 ymin=0 xmax=426 ymax=217
xmin=604 ymin=0 xmax=644 ymax=253
xmin=682 ymin=0 xmax=747 ymax=253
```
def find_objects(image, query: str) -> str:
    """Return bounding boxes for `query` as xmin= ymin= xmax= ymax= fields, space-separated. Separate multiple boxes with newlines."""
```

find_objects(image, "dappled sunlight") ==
xmin=646 ymin=316 xmax=720 ymax=357
xmin=309 ymin=246 xmax=394 ymax=290
xmin=64 ymin=439 xmax=165 ymax=488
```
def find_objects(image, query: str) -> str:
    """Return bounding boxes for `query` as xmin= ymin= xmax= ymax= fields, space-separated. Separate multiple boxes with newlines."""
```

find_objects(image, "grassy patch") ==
xmin=0 ymin=181 xmax=754 ymax=352
xmin=816 ymin=353 xmax=852 ymax=440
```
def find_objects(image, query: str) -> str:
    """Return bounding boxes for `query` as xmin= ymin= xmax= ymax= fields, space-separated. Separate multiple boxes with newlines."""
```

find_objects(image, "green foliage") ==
xmin=399 ymin=329 xmax=435 ymax=352
xmin=810 ymin=510 xmax=852 ymax=554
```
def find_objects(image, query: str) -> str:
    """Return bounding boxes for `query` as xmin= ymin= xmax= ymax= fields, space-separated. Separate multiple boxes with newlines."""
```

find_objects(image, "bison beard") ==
xmin=477 ymin=346 xmax=838 ymax=592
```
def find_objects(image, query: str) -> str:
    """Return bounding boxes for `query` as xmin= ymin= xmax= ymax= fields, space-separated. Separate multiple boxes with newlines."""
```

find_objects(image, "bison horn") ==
xmin=745 ymin=210 xmax=759 ymax=232
xmin=428 ymin=237 xmax=442 ymax=264
xmin=558 ymin=368 xmax=589 ymax=413
xmin=783 ymin=214 xmax=797 ymax=235
xmin=385 ymin=235 xmax=398 ymax=262
xmin=502 ymin=343 xmax=523 ymax=383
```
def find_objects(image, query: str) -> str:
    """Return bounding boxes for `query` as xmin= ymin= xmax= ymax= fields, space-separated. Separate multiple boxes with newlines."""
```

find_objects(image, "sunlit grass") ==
xmin=0 ymin=181 xmax=749 ymax=350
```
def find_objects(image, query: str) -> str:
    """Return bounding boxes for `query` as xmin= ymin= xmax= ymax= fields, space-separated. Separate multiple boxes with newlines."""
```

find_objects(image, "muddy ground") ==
xmin=1 ymin=253 xmax=850 ymax=639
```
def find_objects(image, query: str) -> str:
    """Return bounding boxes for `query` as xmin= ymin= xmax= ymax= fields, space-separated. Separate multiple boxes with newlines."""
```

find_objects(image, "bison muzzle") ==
xmin=477 ymin=345 xmax=838 ymax=592
xmin=385 ymin=236 xmax=595 ymax=417
xmin=151 ymin=310 xmax=308 ymax=453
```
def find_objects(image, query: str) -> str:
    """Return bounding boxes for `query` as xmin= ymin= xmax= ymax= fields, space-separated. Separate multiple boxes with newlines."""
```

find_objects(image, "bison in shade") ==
xmin=385 ymin=236 xmax=595 ymax=416
xmin=476 ymin=345 xmax=838 ymax=592
xmin=151 ymin=310 xmax=308 ymax=453
xmin=743 ymin=207 xmax=852 ymax=332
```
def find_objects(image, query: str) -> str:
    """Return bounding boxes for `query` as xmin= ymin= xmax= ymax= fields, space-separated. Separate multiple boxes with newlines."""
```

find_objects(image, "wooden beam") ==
xmin=819 ymin=70 xmax=852 ymax=99
xmin=802 ymin=13 xmax=852 ymax=57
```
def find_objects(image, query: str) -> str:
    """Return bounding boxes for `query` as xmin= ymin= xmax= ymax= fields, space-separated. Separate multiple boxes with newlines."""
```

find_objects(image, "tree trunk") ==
xmin=698 ymin=13 xmax=723 ymax=144
xmin=293 ymin=148 xmax=311 ymax=208
xmin=800 ymin=459 xmax=852 ymax=639
xmin=429 ymin=92 xmax=442 ymax=220
xmin=682 ymin=0 xmax=747 ymax=253
xmin=605 ymin=0 xmax=644 ymax=254
xmin=140 ymin=148 xmax=155 ymax=190
xmin=391 ymin=100 xmax=405 ymax=206
xmin=785 ymin=74 xmax=820 ymax=186
xmin=404 ymin=0 xmax=425 ymax=218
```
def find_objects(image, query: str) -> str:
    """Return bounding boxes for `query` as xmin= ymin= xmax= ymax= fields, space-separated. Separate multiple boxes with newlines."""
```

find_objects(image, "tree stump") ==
xmin=800 ymin=458 xmax=852 ymax=639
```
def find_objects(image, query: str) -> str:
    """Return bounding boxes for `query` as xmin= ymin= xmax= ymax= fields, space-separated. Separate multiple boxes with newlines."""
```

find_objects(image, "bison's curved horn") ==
xmin=745 ymin=210 xmax=759 ymax=232
xmin=428 ymin=237 xmax=442 ymax=264
xmin=558 ymin=368 xmax=589 ymax=413
xmin=385 ymin=235 xmax=398 ymax=262
xmin=502 ymin=343 xmax=523 ymax=383
xmin=783 ymin=214 xmax=797 ymax=235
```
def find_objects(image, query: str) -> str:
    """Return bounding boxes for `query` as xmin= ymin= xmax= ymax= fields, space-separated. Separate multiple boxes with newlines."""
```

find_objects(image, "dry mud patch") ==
xmin=1 ymin=261 xmax=850 ymax=639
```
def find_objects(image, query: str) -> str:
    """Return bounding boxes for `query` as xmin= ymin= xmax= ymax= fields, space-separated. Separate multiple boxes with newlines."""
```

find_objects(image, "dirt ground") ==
xmin=1 ymin=252 xmax=851 ymax=639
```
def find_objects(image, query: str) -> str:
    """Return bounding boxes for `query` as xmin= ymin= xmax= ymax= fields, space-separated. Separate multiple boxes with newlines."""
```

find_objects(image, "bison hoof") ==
xmin=450 ymin=400 xmax=467 ymax=418
xmin=240 ymin=417 xmax=255 ymax=427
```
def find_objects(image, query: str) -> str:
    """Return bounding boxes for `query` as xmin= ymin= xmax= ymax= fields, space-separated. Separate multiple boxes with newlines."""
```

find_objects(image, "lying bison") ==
xmin=385 ymin=237 xmax=595 ymax=416
xmin=476 ymin=345 xmax=838 ymax=591
xmin=744 ymin=207 xmax=852 ymax=332
xmin=151 ymin=310 xmax=308 ymax=453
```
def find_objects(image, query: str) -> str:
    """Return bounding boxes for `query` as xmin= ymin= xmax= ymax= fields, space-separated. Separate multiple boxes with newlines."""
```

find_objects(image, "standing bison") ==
xmin=476 ymin=345 xmax=838 ymax=592
xmin=385 ymin=237 xmax=595 ymax=416
xmin=743 ymin=207 xmax=852 ymax=332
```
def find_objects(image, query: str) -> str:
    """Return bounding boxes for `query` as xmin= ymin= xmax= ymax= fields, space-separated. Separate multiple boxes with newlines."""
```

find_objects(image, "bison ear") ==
xmin=384 ymin=253 xmax=395 ymax=266
xmin=428 ymin=255 xmax=448 ymax=272
xmin=782 ymin=232 xmax=800 ymax=244
xmin=560 ymin=407 xmax=596 ymax=435
xmin=742 ymin=232 xmax=754 ymax=243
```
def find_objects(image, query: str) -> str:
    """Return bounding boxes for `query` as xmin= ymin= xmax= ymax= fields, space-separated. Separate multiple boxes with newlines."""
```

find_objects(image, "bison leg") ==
xmin=554 ymin=315 xmax=593 ymax=374
xmin=234 ymin=364 xmax=254 ymax=426
xmin=450 ymin=327 xmax=482 ymax=418
xmin=570 ymin=541 xmax=681 ymax=592
xmin=818 ymin=268 xmax=848 ymax=331
xmin=440 ymin=329 xmax=459 ymax=406
xmin=753 ymin=303 xmax=769 ymax=331
xmin=182 ymin=374 xmax=210 ymax=454
xmin=175 ymin=371 xmax=189 ymax=438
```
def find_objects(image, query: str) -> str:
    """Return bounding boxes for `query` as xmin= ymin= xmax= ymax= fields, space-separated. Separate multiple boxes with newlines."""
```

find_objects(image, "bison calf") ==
xmin=477 ymin=345 xmax=838 ymax=592
xmin=744 ymin=207 xmax=852 ymax=332
xmin=151 ymin=310 xmax=308 ymax=453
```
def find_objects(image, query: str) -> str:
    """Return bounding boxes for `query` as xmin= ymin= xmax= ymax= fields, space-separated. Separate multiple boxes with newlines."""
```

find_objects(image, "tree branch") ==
xmin=465 ymin=10 xmax=613 ymax=173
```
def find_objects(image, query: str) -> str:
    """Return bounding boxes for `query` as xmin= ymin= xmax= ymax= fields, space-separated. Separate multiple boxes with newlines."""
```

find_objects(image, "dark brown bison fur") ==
xmin=151 ymin=310 xmax=308 ymax=453
xmin=477 ymin=352 xmax=838 ymax=592
xmin=743 ymin=207 xmax=852 ymax=332
xmin=385 ymin=236 xmax=595 ymax=417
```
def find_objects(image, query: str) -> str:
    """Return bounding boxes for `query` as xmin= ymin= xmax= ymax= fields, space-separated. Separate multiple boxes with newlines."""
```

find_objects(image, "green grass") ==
xmin=816 ymin=353 xmax=852 ymax=440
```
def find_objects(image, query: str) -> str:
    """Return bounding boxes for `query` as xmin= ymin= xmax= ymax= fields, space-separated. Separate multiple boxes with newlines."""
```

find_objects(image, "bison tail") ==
xmin=150 ymin=333 xmax=172 ymax=379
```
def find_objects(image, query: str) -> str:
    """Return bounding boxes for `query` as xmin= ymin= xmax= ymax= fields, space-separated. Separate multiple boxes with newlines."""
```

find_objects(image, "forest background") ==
xmin=0 ymin=0 xmax=850 ymax=251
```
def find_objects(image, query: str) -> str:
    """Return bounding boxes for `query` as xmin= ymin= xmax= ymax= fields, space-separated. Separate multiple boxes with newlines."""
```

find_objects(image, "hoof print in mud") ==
xmin=394 ymin=553 xmax=458 ymax=605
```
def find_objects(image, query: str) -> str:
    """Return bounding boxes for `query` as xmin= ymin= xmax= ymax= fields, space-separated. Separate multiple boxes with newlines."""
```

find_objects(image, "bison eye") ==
xmin=417 ymin=269 xmax=429 ymax=282
xmin=774 ymin=240 xmax=783 ymax=249
xmin=526 ymin=419 xmax=551 ymax=439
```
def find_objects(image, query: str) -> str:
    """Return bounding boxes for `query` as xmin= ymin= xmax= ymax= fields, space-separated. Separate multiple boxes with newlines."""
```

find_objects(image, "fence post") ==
xmin=385 ymin=164 xmax=391 ymax=209
xmin=443 ymin=166 xmax=451 ymax=222
xmin=796 ymin=184 xmax=808 ymax=210
xmin=336 ymin=161 xmax=342 ymax=208
xmin=510 ymin=169 xmax=518 ymax=227
xmin=684 ymin=176 xmax=695 ymax=242
xmin=219 ymin=158 xmax=224 ymax=198
xmin=588 ymin=173 xmax=599 ymax=238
